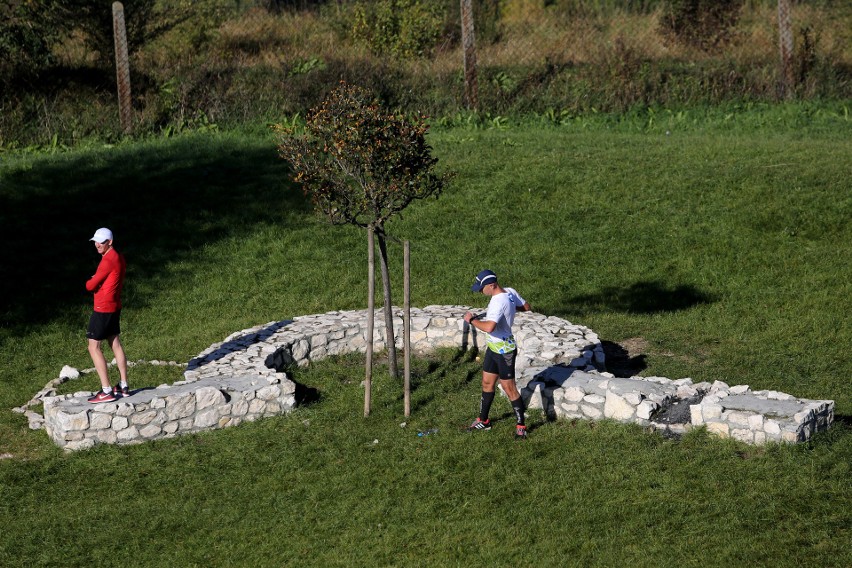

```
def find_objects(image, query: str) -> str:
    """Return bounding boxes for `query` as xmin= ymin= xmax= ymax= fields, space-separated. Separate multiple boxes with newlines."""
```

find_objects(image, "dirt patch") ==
xmin=601 ymin=337 xmax=649 ymax=377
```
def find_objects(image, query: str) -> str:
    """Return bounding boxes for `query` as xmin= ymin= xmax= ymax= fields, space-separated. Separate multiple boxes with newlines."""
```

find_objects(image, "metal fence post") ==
xmin=460 ymin=0 xmax=478 ymax=110
xmin=112 ymin=2 xmax=133 ymax=133
xmin=777 ymin=0 xmax=795 ymax=99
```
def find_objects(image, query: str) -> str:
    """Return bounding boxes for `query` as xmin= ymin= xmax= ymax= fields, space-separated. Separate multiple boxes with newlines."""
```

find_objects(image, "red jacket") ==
xmin=86 ymin=248 xmax=126 ymax=313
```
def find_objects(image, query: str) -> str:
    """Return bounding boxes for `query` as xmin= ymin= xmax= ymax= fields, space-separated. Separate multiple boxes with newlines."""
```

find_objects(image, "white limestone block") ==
xmin=140 ymin=424 xmax=162 ymax=438
xmin=90 ymin=413 xmax=113 ymax=430
xmin=731 ymin=429 xmax=754 ymax=443
xmin=97 ymin=429 xmax=117 ymax=444
xmin=194 ymin=409 xmax=219 ymax=428
xmin=256 ymin=385 xmax=282 ymax=401
xmin=748 ymin=414 xmax=764 ymax=430
xmin=116 ymin=426 xmax=139 ymax=442
xmin=65 ymin=439 xmax=95 ymax=451
xmin=726 ymin=411 xmax=752 ymax=427
xmin=624 ymin=392 xmax=643 ymax=406
xmin=581 ymin=404 xmax=603 ymax=419
xmin=131 ymin=410 xmax=158 ymax=426
xmin=583 ymin=394 xmax=605 ymax=405
xmin=564 ymin=387 xmax=586 ymax=402
xmin=604 ymin=391 xmax=635 ymax=421
xmin=689 ymin=404 xmax=703 ymax=425
xmin=166 ymin=393 xmax=196 ymax=420
xmin=706 ymin=422 xmax=729 ymax=438
xmin=56 ymin=410 xmax=89 ymax=432
xmin=702 ymin=404 xmax=723 ymax=420
xmin=59 ymin=365 xmax=80 ymax=380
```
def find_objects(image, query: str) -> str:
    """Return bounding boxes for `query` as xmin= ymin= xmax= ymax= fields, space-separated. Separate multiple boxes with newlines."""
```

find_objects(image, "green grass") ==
xmin=1 ymin=110 xmax=850 ymax=566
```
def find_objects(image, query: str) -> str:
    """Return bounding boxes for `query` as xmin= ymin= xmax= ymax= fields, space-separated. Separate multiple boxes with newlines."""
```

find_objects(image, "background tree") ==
xmin=274 ymin=82 xmax=450 ymax=408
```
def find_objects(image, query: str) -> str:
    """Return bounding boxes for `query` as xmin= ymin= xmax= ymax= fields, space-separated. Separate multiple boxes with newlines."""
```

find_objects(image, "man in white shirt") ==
xmin=464 ymin=269 xmax=531 ymax=439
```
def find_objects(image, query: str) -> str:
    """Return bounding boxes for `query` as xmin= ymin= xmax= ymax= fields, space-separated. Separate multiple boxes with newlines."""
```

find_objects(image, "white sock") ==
xmin=102 ymin=387 xmax=112 ymax=394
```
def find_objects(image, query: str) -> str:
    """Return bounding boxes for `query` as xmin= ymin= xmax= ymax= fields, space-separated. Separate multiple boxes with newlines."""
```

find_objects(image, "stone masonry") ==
xmin=33 ymin=306 xmax=834 ymax=450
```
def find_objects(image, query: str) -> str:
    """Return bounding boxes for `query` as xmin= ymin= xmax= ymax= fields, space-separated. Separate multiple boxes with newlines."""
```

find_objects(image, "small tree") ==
xmin=274 ymin=82 xmax=450 ymax=400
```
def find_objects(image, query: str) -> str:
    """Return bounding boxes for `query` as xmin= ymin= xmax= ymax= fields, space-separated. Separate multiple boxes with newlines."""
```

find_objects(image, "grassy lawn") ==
xmin=1 ymin=108 xmax=850 ymax=566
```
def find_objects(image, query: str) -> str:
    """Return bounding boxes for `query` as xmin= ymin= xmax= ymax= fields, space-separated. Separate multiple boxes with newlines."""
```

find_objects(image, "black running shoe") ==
xmin=112 ymin=383 xmax=130 ymax=397
xmin=466 ymin=417 xmax=492 ymax=431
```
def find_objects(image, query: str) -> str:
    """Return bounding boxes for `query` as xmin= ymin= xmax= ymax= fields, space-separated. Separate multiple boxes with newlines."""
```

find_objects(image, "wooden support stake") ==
xmin=403 ymin=240 xmax=411 ymax=417
xmin=365 ymin=227 xmax=375 ymax=417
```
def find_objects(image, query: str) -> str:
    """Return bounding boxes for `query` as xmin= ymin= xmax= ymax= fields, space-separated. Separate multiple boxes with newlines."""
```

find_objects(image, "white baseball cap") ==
xmin=89 ymin=228 xmax=113 ymax=242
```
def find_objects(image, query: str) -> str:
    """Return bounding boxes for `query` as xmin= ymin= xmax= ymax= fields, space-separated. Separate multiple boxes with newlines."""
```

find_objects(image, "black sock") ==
xmin=511 ymin=397 xmax=525 ymax=426
xmin=479 ymin=391 xmax=495 ymax=421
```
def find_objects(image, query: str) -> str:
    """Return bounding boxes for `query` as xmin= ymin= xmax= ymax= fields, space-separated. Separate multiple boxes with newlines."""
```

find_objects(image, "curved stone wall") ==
xmin=34 ymin=305 xmax=834 ymax=450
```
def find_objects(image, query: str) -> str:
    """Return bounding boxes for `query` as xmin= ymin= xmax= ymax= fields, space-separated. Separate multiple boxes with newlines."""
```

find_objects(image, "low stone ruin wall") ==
xmin=182 ymin=306 xmax=604 ymax=383
xmin=38 ymin=306 xmax=602 ymax=450
xmin=520 ymin=369 xmax=834 ymax=443
xmin=43 ymin=374 xmax=294 ymax=451
xmin=690 ymin=386 xmax=834 ymax=444
xmin=33 ymin=305 xmax=834 ymax=450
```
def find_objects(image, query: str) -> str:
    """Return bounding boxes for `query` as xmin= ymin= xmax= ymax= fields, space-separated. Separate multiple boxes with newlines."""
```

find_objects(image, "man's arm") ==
xmin=464 ymin=311 xmax=497 ymax=333
xmin=85 ymin=258 xmax=111 ymax=292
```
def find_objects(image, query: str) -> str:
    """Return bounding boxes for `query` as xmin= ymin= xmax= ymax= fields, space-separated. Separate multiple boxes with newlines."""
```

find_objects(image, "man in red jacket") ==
xmin=85 ymin=227 xmax=130 ymax=403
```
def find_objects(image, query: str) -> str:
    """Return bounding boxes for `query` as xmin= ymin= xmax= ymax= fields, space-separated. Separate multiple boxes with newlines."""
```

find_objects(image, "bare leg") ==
xmin=108 ymin=334 xmax=128 ymax=384
xmin=481 ymin=371 xmax=498 ymax=392
xmin=500 ymin=378 xmax=520 ymax=401
xmin=88 ymin=339 xmax=111 ymax=390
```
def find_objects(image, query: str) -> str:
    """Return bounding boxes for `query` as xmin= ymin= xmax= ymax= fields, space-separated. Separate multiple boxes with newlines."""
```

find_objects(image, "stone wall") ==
xmin=690 ymin=382 xmax=835 ymax=444
xmin=519 ymin=370 xmax=834 ymax=443
xmin=33 ymin=305 xmax=834 ymax=450
xmin=43 ymin=374 xmax=295 ymax=451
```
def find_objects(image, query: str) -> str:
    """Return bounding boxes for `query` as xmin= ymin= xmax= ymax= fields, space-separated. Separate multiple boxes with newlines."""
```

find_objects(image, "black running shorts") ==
xmin=86 ymin=310 xmax=121 ymax=341
xmin=482 ymin=348 xmax=517 ymax=380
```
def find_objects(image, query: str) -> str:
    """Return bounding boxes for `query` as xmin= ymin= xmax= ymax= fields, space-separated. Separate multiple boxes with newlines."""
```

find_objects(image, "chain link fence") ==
xmin=1 ymin=0 xmax=850 ymax=145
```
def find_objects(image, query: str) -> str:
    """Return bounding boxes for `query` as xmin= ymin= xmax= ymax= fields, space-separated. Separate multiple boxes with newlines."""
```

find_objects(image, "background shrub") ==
xmin=659 ymin=0 xmax=744 ymax=51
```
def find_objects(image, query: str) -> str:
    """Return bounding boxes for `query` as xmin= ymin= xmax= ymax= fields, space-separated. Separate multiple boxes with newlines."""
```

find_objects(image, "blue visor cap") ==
xmin=471 ymin=269 xmax=497 ymax=292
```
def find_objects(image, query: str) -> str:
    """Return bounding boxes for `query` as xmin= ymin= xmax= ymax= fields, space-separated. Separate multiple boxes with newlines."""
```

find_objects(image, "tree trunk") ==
xmin=376 ymin=229 xmax=399 ymax=378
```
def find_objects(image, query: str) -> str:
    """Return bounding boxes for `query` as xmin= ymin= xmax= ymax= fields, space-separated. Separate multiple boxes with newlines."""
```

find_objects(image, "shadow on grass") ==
xmin=407 ymin=348 xmax=481 ymax=414
xmin=600 ymin=340 xmax=648 ymax=377
xmin=0 ymin=135 xmax=309 ymax=334
xmin=560 ymin=280 xmax=717 ymax=316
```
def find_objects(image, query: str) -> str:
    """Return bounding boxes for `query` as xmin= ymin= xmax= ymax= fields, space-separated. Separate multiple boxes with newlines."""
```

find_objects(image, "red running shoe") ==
xmin=88 ymin=391 xmax=117 ymax=404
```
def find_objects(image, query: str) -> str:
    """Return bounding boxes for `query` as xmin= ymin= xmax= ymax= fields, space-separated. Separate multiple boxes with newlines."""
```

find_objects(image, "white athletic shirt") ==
xmin=483 ymin=287 xmax=527 ymax=347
